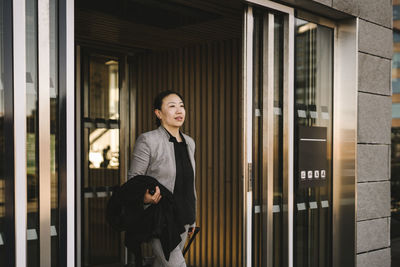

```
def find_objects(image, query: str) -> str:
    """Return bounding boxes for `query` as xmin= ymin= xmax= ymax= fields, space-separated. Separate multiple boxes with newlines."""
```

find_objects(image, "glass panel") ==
xmin=393 ymin=52 xmax=400 ymax=68
xmin=394 ymin=31 xmax=400 ymax=43
xmin=50 ymin=0 xmax=59 ymax=266
xmin=294 ymin=18 xmax=333 ymax=267
xmin=0 ymin=0 xmax=5 ymax=264
xmin=251 ymin=10 xmax=284 ymax=267
xmin=82 ymin=54 xmax=122 ymax=266
xmin=26 ymin=0 xmax=40 ymax=265
xmin=273 ymin=14 xmax=284 ymax=267
xmin=394 ymin=5 xmax=400 ymax=20
xmin=88 ymin=57 xmax=119 ymax=120
xmin=393 ymin=77 xmax=400 ymax=94
xmin=393 ymin=103 xmax=400 ymax=118
xmin=252 ymin=10 xmax=263 ymax=267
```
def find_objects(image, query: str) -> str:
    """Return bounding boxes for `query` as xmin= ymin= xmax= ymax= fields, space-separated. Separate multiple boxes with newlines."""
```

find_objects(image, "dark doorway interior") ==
xmin=391 ymin=128 xmax=400 ymax=267
xmin=76 ymin=1 xmax=243 ymax=266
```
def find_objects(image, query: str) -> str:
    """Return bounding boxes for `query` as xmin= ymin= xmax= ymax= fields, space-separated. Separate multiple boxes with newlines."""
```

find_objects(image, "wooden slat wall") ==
xmin=131 ymin=38 xmax=243 ymax=267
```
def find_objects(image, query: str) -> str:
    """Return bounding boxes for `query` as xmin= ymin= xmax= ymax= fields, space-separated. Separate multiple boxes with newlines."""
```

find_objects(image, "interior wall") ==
xmin=130 ymin=38 xmax=243 ymax=266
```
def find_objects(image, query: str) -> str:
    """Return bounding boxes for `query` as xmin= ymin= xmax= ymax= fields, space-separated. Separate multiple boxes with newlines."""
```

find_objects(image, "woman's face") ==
xmin=155 ymin=94 xmax=185 ymax=128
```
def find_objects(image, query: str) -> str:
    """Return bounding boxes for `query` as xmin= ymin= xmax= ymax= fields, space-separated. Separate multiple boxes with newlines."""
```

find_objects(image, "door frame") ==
xmin=243 ymin=1 xmax=357 ymax=267
xmin=242 ymin=1 xmax=294 ymax=267
xmin=75 ymin=46 xmax=130 ymax=267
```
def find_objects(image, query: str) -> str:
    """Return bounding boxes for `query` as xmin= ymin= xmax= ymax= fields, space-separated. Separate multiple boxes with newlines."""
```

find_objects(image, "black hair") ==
xmin=153 ymin=90 xmax=184 ymax=127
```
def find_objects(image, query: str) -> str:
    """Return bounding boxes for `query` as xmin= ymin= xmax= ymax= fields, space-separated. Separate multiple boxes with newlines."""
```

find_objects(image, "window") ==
xmin=393 ymin=103 xmax=400 ymax=119
xmin=26 ymin=0 xmax=39 ymax=265
xmin=394 ymin=5 xmax=400 ymax=20
xmin=393 ymin=53 xmax=400 ymax=69
xmin=294 ymin=18 xmax=333 ymax=267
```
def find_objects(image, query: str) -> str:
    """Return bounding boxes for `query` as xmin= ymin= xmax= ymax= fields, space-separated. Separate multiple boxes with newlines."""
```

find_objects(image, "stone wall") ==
xmin=356 ymin=0 xmax=392 ymax=264
xmin=329 ymin=1 xmax=392 ymax=266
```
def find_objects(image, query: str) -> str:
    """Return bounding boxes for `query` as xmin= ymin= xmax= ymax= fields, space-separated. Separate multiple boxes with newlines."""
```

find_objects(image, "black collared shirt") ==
xmin=166 ymin=129 xmax=196 ymax=225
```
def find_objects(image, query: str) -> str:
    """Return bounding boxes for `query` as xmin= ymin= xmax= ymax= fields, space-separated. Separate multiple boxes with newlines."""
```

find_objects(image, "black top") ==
xmin=165 ymin=128 xmax=196 ymax=225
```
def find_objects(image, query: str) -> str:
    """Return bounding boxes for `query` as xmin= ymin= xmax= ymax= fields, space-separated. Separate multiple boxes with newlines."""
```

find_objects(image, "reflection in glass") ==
xmin=26 ymin=0 xmax=39 ymax=266
xmin=273 ymin=15 xmax=284 ymax=267
xmin=50 ymin=0 xmax=59 ymax=266
xmin=0 ymin=0 xmax=5 ymax=264
xmin=251 ymin=11 xmax=284 ymax=267
xmin=88 ymin=57 xmax=119 ymax=120
xmin=83 ymin=55 xmax=121 ymax=266
xmin=294 ymin=19 xmax=333 ymax=267
xmin=88 ymin=129 xmax=120 ymax=169
xmin=252 ymin=11 xmax=263 ymax=266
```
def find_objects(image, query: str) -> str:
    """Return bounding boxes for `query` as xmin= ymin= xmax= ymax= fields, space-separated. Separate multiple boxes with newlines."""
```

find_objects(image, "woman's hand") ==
xmin=143 ymin=186 xmax=162 ymax=204
xmin=188 ymin=227 xmax=195 ymax=237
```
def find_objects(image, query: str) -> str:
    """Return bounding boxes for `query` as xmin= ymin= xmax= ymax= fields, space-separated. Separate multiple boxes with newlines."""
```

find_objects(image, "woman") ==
xmin=128 ymin=90 xmax=196 ymax=267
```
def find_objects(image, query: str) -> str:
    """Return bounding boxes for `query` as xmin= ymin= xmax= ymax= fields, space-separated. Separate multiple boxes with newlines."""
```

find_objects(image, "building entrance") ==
xmin=293 ymin=18 xmax=333 ymax=267
xmin=0 ymin=0 xmax=361 ymax=266
xmin=76 ymin=1 xmax=244 ymax=266
xmin=244 ymin=3 xmax=336 ymax=267
xmin=243 ymin=4 xmax=294 ymax=267
xmin=79 ymin=51 xmax=124 ymax=266
xmin=76 ymin=1 xmax=355 ymax=267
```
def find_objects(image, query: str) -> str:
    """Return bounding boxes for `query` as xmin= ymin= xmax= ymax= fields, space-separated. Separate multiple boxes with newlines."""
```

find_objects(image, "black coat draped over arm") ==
xmin=106 ymin=175 xmax=185 ymax=260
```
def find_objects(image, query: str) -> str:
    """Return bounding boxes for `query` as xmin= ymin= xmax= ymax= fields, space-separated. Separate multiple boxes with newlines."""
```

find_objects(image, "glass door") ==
xmin=246 ymin=2 xmax=294 ymax=267
xmin=248 ymin=7 xmax=334 ymax=267
xmin=251 ymin=8 xmax=285 ymax=267
xmin=293 ymin=18 xmax=333 ymax=267
xmin=81 ymin=51 xmax=123 ymax=267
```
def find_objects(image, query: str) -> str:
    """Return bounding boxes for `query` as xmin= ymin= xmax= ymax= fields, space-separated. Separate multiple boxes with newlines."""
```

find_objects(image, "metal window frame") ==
xmin=58 ymin=0 xmax=75 ymax=266
xmin=65 ymin=0 xmax=75 ymax=263
xmin=331 ymin=18 xmax=357 ymax=267
xmin=75 ymin=44 xmax=81 ymax=267
xmin=76 ymin=46 xmax=128 ymax=267
xmin=7 ymin=0 xmax=73 ymax=266
xmin=294 ymin=10 xmax=358 ymax=267
xmin=293 ymin=11 xmax=336 ymax=267
xmin=263 ymin=13 xmax=275 ymax=267
xmin=245 ymin=2 xmax=357 ymax=267
xmin=38 ymin=0 xmax=52 ymax=266
xmin=37 ymin=1 xmax=76 ymax=266
xmin=13 ymin=0 xmax=27 ymax=267
xmin=243 ymin=2 xmax=294 ymax=267
xmin=242 ymin=6 xmax=254 ymax=267
xmin=59 ymin=0 xmax=68 ymax=264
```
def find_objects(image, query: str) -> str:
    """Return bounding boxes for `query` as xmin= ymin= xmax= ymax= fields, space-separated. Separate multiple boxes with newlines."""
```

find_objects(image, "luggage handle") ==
xmin=183 ymin=227 xmax=200 ymax=256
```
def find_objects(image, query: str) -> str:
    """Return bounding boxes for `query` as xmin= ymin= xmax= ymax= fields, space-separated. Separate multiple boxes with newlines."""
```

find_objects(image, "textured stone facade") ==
xmin=337 ymin=0 xmax=391 ymax=266
xmin=356 ymin=1 xmax=392 ymax=266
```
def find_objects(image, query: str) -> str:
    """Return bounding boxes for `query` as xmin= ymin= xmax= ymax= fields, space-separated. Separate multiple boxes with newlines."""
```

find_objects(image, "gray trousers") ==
xmin=151 ymin=225 xmax=189 ymax=267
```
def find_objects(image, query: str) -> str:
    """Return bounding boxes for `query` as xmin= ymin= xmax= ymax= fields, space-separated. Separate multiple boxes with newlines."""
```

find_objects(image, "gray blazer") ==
xmin=128 ymin=126 xmax=197 ymax=224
